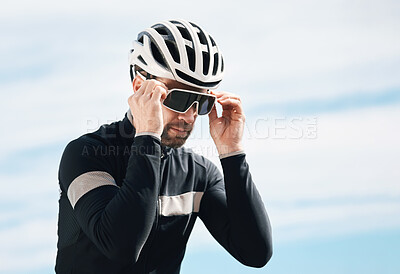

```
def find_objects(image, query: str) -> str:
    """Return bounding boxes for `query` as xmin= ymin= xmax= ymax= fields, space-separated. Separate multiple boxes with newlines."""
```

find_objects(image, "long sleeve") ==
xmin=58 ymin=135 xmax=161 ymax=263
xmin=199 ymin=153 xmax=273 ymax=267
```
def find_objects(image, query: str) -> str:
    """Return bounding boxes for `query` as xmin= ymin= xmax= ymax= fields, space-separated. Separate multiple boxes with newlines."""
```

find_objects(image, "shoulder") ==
xmin=62 ymin=129 xmax=110 ymax=158
xmin=62 ymin=116 xmax=131 ymax=160
xmin=59 ymin=123 xmax=123 ymax=191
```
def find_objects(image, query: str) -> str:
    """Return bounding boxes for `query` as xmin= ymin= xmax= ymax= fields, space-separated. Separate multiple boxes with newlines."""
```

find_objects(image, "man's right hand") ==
xmin=128 ymin=79 xmax=168 ymax=136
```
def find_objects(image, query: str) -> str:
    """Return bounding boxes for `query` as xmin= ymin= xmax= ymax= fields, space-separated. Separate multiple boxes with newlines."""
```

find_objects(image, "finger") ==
xmin=212 ymin=90 xmax=239 ymax=99
xmin=208 ymin=104 xmax=218 ymax=123
xmin=210 ymin=90 xmax=229 ymax=98
xmin=137 ymin=79 xmax=164 ymax=98
xmin=217 ymin=96 xmax=241 ymax=104
xmin=210 ymin=90 xmax=222 ymax=97
xmin=142 ymin=80 xmax=157 ymax=97
xmin=151 ymin=86 xmax=167 ymax=101
xmin=148 ymin=79 xmax=168 ymax=92
xmin=212 ymin=91 xmax=225 ymax=98
xmin=158 ymin=85 xmax=168 ymax=100
xmin=218 ymin=97 xmax=241 ymax=106
xmin=217 ymin=98 xmax=243 ymax=115
xmin=127 ymin=93 xmax=135 ymax=105
xmin=134 ymin=81 xmax=147 ymax=97
xmin=217 ymin=93 xmax=241 ymax=101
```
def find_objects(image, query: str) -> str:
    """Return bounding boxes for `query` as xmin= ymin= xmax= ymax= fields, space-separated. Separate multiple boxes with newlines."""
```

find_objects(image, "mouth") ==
xmin=170 ymin=127 xmax=189 ymax=133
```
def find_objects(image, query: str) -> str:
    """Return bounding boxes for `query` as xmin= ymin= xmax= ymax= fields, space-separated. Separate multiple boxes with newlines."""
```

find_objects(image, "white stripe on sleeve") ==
xmin=67 ymin=171 xmax=118 ymax=208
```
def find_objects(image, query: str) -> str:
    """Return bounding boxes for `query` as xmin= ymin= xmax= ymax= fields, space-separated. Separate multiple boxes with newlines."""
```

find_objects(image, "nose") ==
xmin=177 ymin=103 xmax=198 ymax=124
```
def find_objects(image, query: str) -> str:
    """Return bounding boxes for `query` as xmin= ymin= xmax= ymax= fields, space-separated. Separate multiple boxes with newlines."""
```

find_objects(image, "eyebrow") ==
xmin=155 ymin=78 xmax=206 ymax=93
xmin=136 ymin=70 xmax=207 ymax=93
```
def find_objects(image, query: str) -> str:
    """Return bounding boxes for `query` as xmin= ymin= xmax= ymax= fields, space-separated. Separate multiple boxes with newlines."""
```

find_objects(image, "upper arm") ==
xmin=59 ymin=138 xmax=118 ymax=209
xmin=58 ymin=135 xmax=162 ymax=262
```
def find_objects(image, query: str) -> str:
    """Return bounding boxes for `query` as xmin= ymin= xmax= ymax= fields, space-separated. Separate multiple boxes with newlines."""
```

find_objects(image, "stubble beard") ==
xmin=161 ymin=122 xmax=194 ymax=148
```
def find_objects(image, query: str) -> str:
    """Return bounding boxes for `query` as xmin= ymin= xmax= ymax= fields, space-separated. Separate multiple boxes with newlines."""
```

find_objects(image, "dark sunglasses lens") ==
xmin=198 ymin=95 xmax=215 ymax=115
xmin=163 ymin=89 xmax=216 ymax=115
xmin=163 ymin=90 xmax=197 ymax=112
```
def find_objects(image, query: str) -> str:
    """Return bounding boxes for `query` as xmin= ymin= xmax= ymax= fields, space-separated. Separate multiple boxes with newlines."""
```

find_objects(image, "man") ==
xmin=56 ymin=19 xmax=272 ymax=273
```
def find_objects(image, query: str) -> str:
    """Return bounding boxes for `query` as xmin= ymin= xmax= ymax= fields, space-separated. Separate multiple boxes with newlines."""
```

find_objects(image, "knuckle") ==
xmin=142 ymin=90 xmax=151 ymax=97
xmin=128 ymin=96 xmax=136 ymax=104
xmin=148 ymin=79 xmax=159 ymax=87
xmin=155 ymin=85 xmax=166 ymax=93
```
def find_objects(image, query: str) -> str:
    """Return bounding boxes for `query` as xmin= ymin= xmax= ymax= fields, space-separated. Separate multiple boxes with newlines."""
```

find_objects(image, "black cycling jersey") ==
xmin=55 ymin=112 xmax=272 ymax=274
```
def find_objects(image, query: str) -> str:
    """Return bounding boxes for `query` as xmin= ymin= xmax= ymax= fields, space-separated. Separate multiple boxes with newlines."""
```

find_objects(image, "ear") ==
xmin=132 ymin=75 xmax=144 ymax=93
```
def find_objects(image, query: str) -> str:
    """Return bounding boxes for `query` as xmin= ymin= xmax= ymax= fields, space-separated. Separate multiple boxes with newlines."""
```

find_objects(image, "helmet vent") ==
xmin=165 ymin=40 xmax=180 ymax=63
xmin=137 ymin=55 xmax=147 ymax=66
xmin=138 ymin=35 xmax=144 ymax=45
xmin=209 ymin=35 xmax=216 ymax=46
xmin=197 ymin=31 xmax=207 ymax=45
xmin=212 ymin=53 xmax=219 ymax=75
xmin=202 ymin=51 xmax=210 ymax=75
xmin=154 ymin=27 xmax=168 ymax=36
xmin=151 ymin=42 xmax=167 ymax=68
xmin=170 ymin=20 xmax=184 ymax=27
xmin=189 ymin=22 xmax=200 ymax=31
xmin=186 ymin=45 xmax=196 ymax=72
xmin=177 ymin=26 xmax=192 ymax=42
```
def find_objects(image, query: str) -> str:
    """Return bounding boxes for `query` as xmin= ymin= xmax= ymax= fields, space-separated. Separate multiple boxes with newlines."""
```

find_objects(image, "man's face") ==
xmin=157 ymin=78 xmax=207 ymax=148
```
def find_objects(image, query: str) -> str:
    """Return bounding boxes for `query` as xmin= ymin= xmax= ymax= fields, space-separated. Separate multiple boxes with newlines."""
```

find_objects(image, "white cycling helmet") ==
xmin=129 ymin=19 xmax=224 ymax=89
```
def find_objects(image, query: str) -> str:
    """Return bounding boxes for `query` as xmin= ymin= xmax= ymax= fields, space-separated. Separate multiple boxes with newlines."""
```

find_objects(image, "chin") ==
xmin=161 ymin=138 xmax=187 ymax=148
xmin=161 ymin=130 xmax=190 ymax=148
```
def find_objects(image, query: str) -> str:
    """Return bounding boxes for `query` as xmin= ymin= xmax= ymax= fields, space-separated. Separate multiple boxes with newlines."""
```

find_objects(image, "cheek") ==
xmin=162 ymin=106 xmax=178 ymax=126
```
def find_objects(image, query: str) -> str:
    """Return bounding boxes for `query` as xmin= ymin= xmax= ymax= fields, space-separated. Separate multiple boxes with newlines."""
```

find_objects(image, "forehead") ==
xmin=157 ymin=77 xmax=207 ymax=93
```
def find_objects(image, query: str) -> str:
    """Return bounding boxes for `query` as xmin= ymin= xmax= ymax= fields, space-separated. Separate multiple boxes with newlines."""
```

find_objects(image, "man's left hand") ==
xmin=208 ymin=91 xmax=245 ymax=155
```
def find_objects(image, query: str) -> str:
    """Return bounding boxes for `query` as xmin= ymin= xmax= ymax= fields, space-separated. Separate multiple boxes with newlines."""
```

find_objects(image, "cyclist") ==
xmin=56 ymin=19 xmax=272 ymax=273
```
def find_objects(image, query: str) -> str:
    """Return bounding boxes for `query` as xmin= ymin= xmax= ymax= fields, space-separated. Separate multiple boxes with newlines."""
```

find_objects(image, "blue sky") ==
xmin=1 ymin=0 xmax=400 ymax=273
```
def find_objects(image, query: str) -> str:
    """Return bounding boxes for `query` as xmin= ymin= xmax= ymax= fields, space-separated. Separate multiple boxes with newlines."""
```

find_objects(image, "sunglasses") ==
xmin=135 ymin=70 xmax=216 ymax=115
xmin=163 ymin=89 xmax=216 ymax=115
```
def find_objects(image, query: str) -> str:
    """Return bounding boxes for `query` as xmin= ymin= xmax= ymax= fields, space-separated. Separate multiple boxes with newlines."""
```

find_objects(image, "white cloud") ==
xmin=185 ymin=104 xmax=400 ymax=247
xmin=270 ymin=201 xmax=400 ymax=243
xmin=244 ymin=105 xmax=400 ymax=200
xmin=0 ymin=159 xmax=59 ymax=272
xmin=187 ymin=200 xmax=400 ymax=249
xmin=0 ymin=219 xmax=57 ymax=272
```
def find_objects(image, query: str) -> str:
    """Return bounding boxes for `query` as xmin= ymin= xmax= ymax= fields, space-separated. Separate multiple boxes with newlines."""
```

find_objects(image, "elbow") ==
xmin=238 ymin=236 xmax=273 ymax=268
xmin=102 ymin=247 xmax=137 ymax=264
xmin=253 ymin=245 xmax=273 ymax=268
xmin=245 ymin=242 xmax=273 ymax=268
xmin=98 ymin=241 xmax=140 ymax=264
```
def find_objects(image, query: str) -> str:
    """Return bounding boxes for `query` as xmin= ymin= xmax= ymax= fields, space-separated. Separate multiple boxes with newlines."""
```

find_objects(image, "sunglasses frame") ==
xmin=135 ymin=70 xmax=216 ymax=115
xmin=162 ymin=88 xmax=216 ymax=115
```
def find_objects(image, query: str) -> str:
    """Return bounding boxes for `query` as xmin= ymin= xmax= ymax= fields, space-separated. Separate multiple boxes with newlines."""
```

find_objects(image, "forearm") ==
xmin=220 ymin=154 xmax=272 ymax=266
xmin=73 ymin=136 xmax=161 ymax=262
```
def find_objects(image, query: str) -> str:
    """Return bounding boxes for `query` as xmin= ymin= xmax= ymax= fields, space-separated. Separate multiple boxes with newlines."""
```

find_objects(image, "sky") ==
xmin=1 ymin=0 xmax=400 ymax=273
